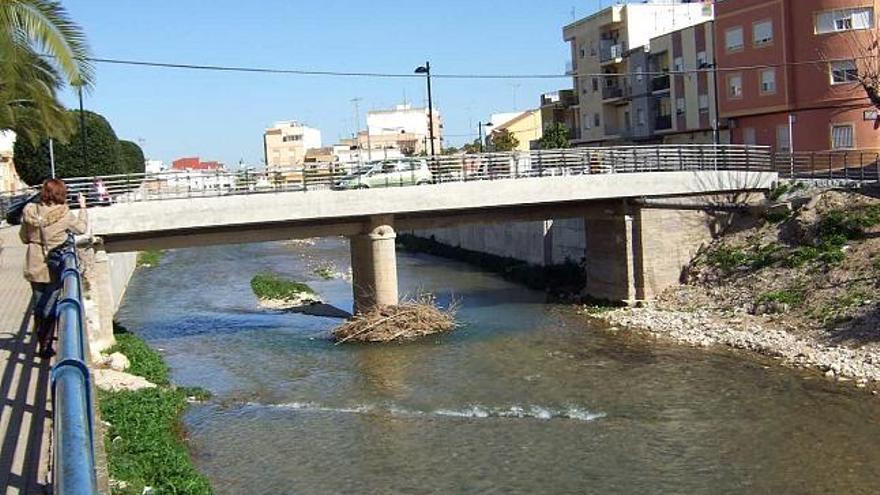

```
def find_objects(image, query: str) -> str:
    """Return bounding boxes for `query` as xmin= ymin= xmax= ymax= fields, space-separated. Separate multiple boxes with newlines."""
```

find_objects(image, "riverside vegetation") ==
xmin=100 ymin=326 xmax=213 ymax=494
xmin=595 ymin=185 xmax=880 ymax=391
xmin=250 ymin=272 xmax=320 ymax=308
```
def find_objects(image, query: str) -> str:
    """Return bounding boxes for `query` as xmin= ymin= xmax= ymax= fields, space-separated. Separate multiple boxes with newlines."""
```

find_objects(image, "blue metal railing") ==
xmin=50 ymin=239 xmax=99 ymax=494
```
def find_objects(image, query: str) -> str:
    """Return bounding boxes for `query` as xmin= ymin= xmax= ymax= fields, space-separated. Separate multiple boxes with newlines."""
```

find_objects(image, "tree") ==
xmin=539 ymin=123 xmax=571 ymax=150
xmin=0 ymin=0 xmax=93 ymax=142
xmin=442 ymin=145 xmax=460 ymax=155
xmin=821 ymin=30 xmax=880 ymax=113
xmin=461 ymin=138 xmax=481 ymax=154
xmin=119 ymin=140 xmax=145 ymax=175
xmin=14 ymin=110 xmax=124 ymax=184
xmin=490 ymin=129 xmax=519 ymax=152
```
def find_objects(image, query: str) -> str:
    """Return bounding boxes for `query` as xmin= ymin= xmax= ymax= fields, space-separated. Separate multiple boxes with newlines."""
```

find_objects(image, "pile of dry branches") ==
xmin=333 ymin=295 xmax=458 ymax=344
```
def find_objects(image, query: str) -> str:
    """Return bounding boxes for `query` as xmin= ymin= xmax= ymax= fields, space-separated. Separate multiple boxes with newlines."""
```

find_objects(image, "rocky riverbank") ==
xmin=590 ymin=185 xmax=880 ymax=394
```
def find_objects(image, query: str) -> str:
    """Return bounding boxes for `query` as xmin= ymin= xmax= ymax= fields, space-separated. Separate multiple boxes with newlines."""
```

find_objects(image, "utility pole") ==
xmin=415 ymin=61 xmax=435 ymax=156
xmin=351 ymin=97 xmax=363 ymax=164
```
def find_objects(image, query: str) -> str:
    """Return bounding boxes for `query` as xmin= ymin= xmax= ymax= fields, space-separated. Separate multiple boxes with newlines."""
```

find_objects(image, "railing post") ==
xmin=860 ymin=152 xmax=865 ymax=182
xmin=828 ymin=154 xmax=833 ymax=180
xmin=745 ymin=147 xmax=751 ymax=171
xmin=844 ymin=152 xmax=849 ymax=181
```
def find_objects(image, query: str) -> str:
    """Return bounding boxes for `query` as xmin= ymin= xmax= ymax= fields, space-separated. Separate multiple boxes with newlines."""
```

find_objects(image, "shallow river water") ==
xmin=115 ymin=239 xmax=880 ymax=494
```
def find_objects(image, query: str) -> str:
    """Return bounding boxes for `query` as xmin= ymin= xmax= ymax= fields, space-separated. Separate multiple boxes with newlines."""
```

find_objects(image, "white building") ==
xmin=0 ymin=131 xmax=25 ymax=194
xmin=264 ymin=121 xmax=322 ymax=169
xmin=362 ymin=104 xmax=442 ymax=155
xmin=145 ymin=159 xmax=166 ymax=174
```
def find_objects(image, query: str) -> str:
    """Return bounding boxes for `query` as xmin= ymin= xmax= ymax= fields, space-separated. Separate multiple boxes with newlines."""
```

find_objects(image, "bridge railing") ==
xmin=773 ymin=150 xmax=880 ymax=182
xmin=56 ymin=145 xmax=773 ymax=204
xmin=51 ymin=239 xmax=99 ymax=494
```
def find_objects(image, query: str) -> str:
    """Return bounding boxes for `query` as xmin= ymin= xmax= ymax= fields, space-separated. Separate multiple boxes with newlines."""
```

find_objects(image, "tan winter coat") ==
xmin=18 ymin=203 xmax=88 ymax=283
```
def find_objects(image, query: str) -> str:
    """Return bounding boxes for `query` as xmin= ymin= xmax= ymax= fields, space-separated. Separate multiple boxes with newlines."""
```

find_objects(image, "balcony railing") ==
xmin=651 ymin=75 xmax=670 ymax=92
xmin=602 ymin=85 xmax=624 ymax=100
xmin=600 ymin=41 xmax=626 ymax=63
xmin=655 ymin=115 xmax=672 ymax=130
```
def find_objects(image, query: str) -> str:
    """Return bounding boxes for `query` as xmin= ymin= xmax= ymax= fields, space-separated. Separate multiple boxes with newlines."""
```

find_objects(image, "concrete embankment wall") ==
xmin=107 ymin=252 xmax=137 ymax=313
xmin=412 ymin=218 xmax=586 ymax=267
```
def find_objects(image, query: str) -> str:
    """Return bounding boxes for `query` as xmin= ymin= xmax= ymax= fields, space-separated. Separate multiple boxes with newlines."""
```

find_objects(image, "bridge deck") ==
xmin=0 ymin=226 xmax=52 ymax=494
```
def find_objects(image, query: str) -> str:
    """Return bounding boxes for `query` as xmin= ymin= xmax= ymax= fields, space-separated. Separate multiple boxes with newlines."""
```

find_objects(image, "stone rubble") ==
xmin=597 ymin=307 xmax=880 ymax=386
xmin=93 ymin=368 xmax=156 ymax=392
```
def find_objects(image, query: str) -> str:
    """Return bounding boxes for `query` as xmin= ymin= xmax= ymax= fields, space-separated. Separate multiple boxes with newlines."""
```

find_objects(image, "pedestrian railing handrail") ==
xmin=51 ymin=238 xmax=99 ymax=494
xmin=53 ymin=145 xmax=775 ymax=204
xmin=773 ymin=150 xmax=880 ymax=182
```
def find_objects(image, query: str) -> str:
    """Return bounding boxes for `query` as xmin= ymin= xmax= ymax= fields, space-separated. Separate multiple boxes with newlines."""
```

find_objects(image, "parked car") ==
xmin=334 ymin=160 xmax=433 ymax=189
xmin=3 ymin=193 xmax=39 ymax=225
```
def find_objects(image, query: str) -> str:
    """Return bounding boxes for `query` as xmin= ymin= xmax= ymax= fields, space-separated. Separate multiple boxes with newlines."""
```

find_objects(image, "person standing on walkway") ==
xmin=18 ymin=179 xmax=87 ymax=358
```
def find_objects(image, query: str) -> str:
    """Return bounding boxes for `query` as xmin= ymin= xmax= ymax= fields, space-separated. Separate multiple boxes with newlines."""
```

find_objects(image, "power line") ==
xmin=80 ymin=54 xmax=871 ymax=81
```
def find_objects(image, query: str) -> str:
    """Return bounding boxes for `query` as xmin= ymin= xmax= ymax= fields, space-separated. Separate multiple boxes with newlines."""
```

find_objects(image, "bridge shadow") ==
xmin=824 ymin=303 xmax=880 ymax=346
xmin=0 ymin=298 xmax=53 ymax=494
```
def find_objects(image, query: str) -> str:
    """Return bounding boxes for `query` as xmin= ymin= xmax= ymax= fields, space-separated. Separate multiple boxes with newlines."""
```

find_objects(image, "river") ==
xmin=115 ymin=238 xmax=880 ymax=494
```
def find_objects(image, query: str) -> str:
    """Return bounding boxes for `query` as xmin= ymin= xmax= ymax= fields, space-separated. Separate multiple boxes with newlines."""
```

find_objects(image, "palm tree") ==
xmin=0 ymin=0 xmax=93 ymax=142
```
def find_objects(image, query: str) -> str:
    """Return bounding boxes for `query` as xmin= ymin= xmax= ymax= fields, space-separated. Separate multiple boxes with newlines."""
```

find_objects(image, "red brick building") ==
xmin=715 ymin=0 xmax=879 ymax=151
xmin=171 ymin=157 xmax=222 ymax=171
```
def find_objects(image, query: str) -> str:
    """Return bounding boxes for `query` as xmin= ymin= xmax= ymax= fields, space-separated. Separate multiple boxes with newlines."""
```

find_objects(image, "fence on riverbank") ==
xmin=52 ymin=239 xmax=99 ymax=494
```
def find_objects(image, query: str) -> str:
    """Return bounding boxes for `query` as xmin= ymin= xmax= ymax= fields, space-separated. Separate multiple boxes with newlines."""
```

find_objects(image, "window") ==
xmin=699 ymin=94 xmax=710 ymax=111
xmin=282 ymin=135 xmax=302 ymax=142
xmin=725 ymin=26 xmax=744 ymax=52
xmin=673 ymin=57 xmax=684 ymax=72
xmin=590 ymin=42 xmax=597 ymax=57
xmin=816 ymin=8 xmax=873 ymax=34
xmin=637 ymin=108 xmax=646 ymax=126
xmin=728 ymin=74 xmax=743 ymax=98
xmin=676 ymin=98 xmax=686 ymax=115
xmin=753 ymin=20 xmax=773 ymax=46
xmin=777 ymin=125 xmax=791 ymax=151
xmin=592 ymin=77 xmax=599 ymax=92
xmin=831 ymin=60 xmax=858 ymax=84
xmin=760 ymin=69 xmax=776 ymax=94
xmin=584 ymin=113 xmax=592 ymax=129
xmin=743 ymin=128 xmax=757 ymax=145
xmin=832 ymin=124 xmax=855 ymax=149
xmin=579 ymin=43 xmax=586 ymax=58
xmin=636 ymin=65 xmax=643 ymax=82
xmin=594 ymin=113 xmax=601 ymax=127
xmin=696 ymin=51 xmax=708 ymax=68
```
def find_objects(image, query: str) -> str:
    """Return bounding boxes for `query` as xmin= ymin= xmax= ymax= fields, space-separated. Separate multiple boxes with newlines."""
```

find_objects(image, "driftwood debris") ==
xmin=333 ymin=295 xmax=458 ymax=344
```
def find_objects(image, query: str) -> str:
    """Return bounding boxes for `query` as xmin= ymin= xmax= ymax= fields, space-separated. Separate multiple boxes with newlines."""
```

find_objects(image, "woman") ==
xmin=19 ymin=179 xmax=87 ymax=358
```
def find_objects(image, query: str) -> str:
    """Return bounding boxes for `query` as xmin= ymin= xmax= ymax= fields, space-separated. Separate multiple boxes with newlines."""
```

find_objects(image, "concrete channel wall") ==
xmin=107 ymin=252 xmax=138 ymax=313
xmin=413 ymin=218 xmax=587 ymax=267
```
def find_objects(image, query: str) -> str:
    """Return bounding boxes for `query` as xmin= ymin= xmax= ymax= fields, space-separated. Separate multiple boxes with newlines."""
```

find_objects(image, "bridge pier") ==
xmin=583 ymin=200 xmax=726 ymax=303
xmin=350 ymin=215 xmax=399 ymax=313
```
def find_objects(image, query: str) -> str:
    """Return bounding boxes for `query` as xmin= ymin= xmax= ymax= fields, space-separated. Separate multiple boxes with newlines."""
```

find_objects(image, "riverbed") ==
xmin=115 ymin=238 xmax=880 ymax=494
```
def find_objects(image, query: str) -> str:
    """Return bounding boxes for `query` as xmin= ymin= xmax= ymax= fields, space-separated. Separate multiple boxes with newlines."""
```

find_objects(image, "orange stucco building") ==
xmin=715 ymin=0 xmax=880 ymax=151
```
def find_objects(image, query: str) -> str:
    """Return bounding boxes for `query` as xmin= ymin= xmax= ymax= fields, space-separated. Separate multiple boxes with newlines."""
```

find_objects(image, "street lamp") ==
xmin=478 ymin=121 xmax=493 ymax=153
xmin=414 ymin=61 xmax=435 ymax=156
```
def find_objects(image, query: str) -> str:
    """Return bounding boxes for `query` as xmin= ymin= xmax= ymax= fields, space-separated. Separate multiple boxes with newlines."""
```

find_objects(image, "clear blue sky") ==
xmin=60 ymin=0 xmax=606 ymax=166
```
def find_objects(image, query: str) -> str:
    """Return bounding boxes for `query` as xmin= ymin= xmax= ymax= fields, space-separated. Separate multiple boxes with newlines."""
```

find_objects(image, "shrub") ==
xmin=768 ymin=182 xmax=791 ymax=202
xmin=757 ymin=287 xmax=806 ymax=306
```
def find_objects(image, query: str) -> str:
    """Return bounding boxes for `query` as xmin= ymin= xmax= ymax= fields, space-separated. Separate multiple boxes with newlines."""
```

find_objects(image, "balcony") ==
xmin=602 ymin=84 xmax=624 ymax=101
xmin=651 ymin=75 xmax=670 ymax=93
xmin=655 ymin=115 xmax=672 ymax=131
xmin=600 ymin=41 xmax=626 ymax=64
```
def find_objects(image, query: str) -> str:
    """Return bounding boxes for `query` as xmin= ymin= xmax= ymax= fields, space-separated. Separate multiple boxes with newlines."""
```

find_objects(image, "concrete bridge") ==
xmin=75 ymin=145 xmax=776 ymax=333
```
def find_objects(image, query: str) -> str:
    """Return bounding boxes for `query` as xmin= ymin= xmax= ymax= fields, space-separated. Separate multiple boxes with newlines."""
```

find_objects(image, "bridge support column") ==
xmin=89 ymin=246 xmax=117 ymax=355
xmin=583 ymin=200 xmax=721 ymax=303
xmin=350 ymin=215 xmax=399 ymax=313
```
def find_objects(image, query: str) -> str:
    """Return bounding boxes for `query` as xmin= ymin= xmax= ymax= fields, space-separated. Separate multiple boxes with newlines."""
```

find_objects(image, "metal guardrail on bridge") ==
xmin=51 ymin=145 xmax=774 ymax=205
xmin=774 ymin=150 xmax=880 ymax=182
xmin=51 ymin=239 xmax=99 ymax=494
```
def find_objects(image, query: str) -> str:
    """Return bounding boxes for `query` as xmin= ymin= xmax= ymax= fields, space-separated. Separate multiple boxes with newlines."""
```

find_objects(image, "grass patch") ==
xmin=757 ymin=287 xmax=806 ymax=307
xmin=101 ymin=327 xmax=213 ymax=494
xmin=137 ymin=250 xmax=163 ymax=267
xmin=814 ymin=287 xmax=875 ymax=326
xmin=100 ymin=388 xmax=213 ymax=495
xmin=704 ymin=243 xmax=783 ymax=274
xmin=107 ymin=332 xmax=170 ymax=386
xmin=313 ymin=265 xmax=336 ymax=280
xmin=250 ymin=272 xmax=315 ymax=301
xmin=817 ymin=205 xmax=880 ymax=243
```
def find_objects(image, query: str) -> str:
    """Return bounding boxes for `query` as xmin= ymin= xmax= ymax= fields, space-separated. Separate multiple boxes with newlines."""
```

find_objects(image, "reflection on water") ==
xmin=116 ymin=238 xmax=880 ymax=494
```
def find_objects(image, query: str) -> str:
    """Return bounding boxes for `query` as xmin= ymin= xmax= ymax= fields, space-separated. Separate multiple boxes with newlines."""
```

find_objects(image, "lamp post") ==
xmin=414 ymin=61 xmax=435 ymax=156
xmin=478 ymin=121 xmax=493 ymax=153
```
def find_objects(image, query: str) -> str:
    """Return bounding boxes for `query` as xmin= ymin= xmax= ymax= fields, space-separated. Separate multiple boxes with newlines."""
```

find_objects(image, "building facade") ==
xmin=488 ymin=110 xmax=543 ymax=151
xmin=540 ymin=90 xmax=580 ymax=141
xmin=715 ymin=0 xmax=880 ymax=151
xmin=359 ymin=104 xmax=443 ymax=156
xmin=264 ymin=121 xmax=322 ymax=169
xmin=563 ymin=0 xmax=715 ymax=145
xmin=0 ymin=131 xmax=24 ymax=193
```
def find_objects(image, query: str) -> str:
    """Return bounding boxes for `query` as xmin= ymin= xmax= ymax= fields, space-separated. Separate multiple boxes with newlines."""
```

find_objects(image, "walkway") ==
xmin=0 ymin=226 xmax=52 ymax=494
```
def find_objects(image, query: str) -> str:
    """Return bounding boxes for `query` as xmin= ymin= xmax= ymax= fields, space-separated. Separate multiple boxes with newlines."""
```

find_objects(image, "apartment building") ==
xmin=563 ymin=0 xmax=715 ymax=145
xmin=715 ymin=0 xmax=880 ymax=151
xmin=0 ymin=131 xmax=24 ymax=193
xmin=357 ymin=104 xmax=443 ymax=156
xmin=540 ymin=90 xmax=580 ymax=140
xmin=263 ymin=121 xmax=322 ymax=169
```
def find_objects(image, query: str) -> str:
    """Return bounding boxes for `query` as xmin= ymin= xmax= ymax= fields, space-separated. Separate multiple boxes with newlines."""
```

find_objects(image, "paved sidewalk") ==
xmin=0 ymin=226 xmax=52 ymax=494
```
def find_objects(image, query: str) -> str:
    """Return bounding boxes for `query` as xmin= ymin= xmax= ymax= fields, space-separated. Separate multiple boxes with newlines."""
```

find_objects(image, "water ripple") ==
xmin=244 ymin=401 xmax=606 ymax=422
